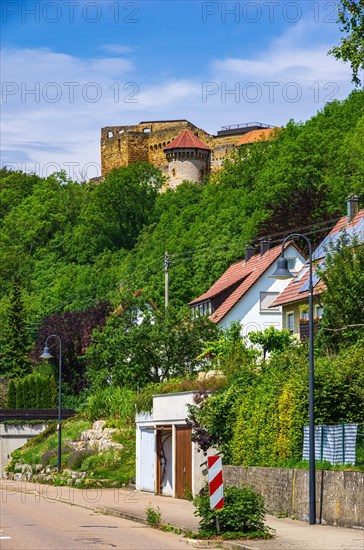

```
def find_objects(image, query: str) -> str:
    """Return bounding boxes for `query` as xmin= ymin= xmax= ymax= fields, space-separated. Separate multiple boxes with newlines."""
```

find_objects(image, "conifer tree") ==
xmin=7 ymin=379 xmax=17 ymax=408
xmin=15 ymin=379 xmax=24 ymax=409
xmin=0 ymin=277 xmax=31 ymax=378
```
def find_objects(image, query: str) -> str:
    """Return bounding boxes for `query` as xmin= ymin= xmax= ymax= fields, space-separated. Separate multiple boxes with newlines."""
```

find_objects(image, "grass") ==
xmin=7 ymin=416 xmax=136 ymax=487
xmin=8 ymin=417 xmax=90 ymax=468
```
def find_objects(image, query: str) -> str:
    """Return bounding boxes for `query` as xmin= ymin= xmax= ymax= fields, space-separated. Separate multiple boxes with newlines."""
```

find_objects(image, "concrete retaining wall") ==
xmin=0 ymin=423 xmax=48 ymax=474
xmin=223 ymin=465 xmax=364 ymax=529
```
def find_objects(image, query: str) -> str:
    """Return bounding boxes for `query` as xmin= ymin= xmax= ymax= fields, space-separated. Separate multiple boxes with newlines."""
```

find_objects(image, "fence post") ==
xmin=342 ymin=420 xmax=345 ymax=464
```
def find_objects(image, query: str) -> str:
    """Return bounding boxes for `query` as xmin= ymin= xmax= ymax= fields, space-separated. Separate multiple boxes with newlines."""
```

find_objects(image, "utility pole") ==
xmin=164 ymin=252 xmax=170 ymax=309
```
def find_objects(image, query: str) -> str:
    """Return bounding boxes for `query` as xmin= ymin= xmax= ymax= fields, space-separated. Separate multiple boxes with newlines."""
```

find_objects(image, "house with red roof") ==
xmin=189 ymin=241 xmax=305 ymax=335
xmin=271 ymin=196 xmax=364 ymax=339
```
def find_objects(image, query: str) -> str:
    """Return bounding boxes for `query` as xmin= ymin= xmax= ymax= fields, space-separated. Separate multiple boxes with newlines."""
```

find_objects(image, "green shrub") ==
xmin=16 ymin=379 xmax=25 ymax=408
xmin=67 ymin=449 xmax=96 ymax=470
xmin=41 ymin=449 xmax=57 ymax=467
xmin=193 ymin=484 xmax=270 ymax=538
xmin=7 ymin=379 xmax=17 ymax=408
xmin=50 ymin=375 xmax=57 ymax=408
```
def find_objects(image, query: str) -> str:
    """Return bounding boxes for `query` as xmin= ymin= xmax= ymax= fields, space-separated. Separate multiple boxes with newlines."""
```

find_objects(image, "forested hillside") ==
xmin=0 ymin=90 xmax=363 ymax=384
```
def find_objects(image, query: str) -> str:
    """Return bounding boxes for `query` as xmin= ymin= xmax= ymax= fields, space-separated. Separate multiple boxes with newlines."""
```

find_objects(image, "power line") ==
xmin=167 ymin=223 xmax=338 ymax=266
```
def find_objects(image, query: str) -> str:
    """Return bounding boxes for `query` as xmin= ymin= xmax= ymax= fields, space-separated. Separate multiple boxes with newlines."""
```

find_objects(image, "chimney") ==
xmin=260 ymin=240 xmax=270 ymax=256
xmin=245 ymin=246 xmax=256 ymax=262
xmin=347 ymin=194 xmax=359 ymax=222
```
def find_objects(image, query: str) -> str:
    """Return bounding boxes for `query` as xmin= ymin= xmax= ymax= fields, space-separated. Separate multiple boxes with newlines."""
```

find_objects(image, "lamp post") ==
xmin=269 ymin=234 xmax=316 ymax=525
xmin=40 ymin=335 xmax=62 ymax=473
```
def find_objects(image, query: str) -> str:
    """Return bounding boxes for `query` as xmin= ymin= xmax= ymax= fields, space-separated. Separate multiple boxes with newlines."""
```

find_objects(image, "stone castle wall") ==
xmin=100 ymin=120 xmax=243 ymax=179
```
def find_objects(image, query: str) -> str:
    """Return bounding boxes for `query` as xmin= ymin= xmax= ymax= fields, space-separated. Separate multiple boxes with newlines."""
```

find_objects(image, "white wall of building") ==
xmin=135 ymin=392 xmax=212 ymax=498
xmin=0 ymin=423 xmax=48 ymax=474
xmin=220 ymin=244 xmax=305 ymax=336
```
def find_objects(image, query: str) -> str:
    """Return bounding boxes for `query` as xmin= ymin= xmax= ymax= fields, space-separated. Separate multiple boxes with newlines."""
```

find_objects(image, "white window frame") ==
xmin=260 ymin=291 xmax=280 ymax=312
xmin=286 ymin=311 xmax=295 ymax=334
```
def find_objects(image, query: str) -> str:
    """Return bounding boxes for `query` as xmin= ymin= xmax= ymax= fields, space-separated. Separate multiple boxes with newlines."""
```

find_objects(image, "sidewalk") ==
xmin=1 ymin=480 xmax=363 ymax=550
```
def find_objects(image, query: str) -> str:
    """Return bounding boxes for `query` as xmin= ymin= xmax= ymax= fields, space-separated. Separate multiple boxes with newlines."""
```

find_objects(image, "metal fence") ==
xmin=303 ymin=423 xmax=364 ymax=466
xmin=0 ymin=409 xmax=76 ymax=422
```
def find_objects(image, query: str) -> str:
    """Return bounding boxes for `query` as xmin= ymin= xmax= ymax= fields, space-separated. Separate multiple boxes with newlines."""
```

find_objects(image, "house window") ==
xmin=260 ymin=292 xmax=280 ymax=312
xmin=301 ymin=311 xmax=309 ymax=321
xmin=286 ymin=312 xmax=295 ymax=334
xmin=287 ymin=257 xmax=298 ymax=273
xmin=315 ymin=305 xmax=323 ymax=318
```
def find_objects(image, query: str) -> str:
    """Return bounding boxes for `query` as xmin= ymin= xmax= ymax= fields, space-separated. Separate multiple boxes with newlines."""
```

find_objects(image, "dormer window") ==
xmin=192 ymin=301 xmax=212 ymax=317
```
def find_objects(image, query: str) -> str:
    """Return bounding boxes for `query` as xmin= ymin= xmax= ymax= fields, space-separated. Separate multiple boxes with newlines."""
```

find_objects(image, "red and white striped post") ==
xmin=207 ymin=455 xmax=224 ymax=509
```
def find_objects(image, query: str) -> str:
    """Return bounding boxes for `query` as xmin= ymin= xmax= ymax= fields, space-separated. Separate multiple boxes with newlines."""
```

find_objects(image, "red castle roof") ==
xmin=164 ymin=129 xmax=210 ymax=151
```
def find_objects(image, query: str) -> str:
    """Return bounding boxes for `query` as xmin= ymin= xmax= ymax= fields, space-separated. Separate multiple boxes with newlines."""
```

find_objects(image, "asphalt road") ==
xmin=0 ymin=489 xmax=196 ymax=550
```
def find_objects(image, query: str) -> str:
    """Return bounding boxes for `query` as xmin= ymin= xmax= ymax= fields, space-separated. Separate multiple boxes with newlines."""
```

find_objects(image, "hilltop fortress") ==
xmin=101 ymin=119 xmax=275 ymax=189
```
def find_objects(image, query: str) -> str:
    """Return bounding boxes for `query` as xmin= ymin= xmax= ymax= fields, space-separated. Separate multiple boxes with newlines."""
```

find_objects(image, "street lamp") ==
xmin=269 ymin=234 xmax=316 ymax=525
xmin=40 ymin=335 xmax=62 ymax=473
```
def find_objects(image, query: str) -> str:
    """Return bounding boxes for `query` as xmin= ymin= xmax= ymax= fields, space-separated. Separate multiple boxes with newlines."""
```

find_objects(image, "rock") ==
xmin=102 ymin=428 xmax=117 ymax=437
xmin=14 ymin=473 xmax=22 ymax=481
xmin=33 ymin=464 xmax=43 ymax=473
xmin=93 ymin=420 xmax=106 ymax=431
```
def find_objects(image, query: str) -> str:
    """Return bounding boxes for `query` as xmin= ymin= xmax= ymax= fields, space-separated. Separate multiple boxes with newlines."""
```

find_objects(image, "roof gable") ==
xmin=190 ymin=242 xmax=302 ymax=323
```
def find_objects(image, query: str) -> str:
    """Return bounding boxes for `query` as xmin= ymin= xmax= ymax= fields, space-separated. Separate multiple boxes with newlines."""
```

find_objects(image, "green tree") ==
xmin=70 ymin=163 xmax=164 ymax=261
xmin=0 ymin=277 xmax=31 ymax=378
xmin=86 ymin=294 xmax=220 ymax=390
xmin=318 ymin=237 xmax=364 ymax=350
xmin=247 ymin=327 xmax=294 ymax=361
xmin=23 ymin=376 xmax=31 ymax=408
xmin=15 ymin=379 xmax=24 ymax=409
xmin=7 ymin=379 xmax=16 ymax=408
xmin=328 ymin=0 xmax=364 ymax=86
xmin=49 ymin=375 xmax=57 ymax=408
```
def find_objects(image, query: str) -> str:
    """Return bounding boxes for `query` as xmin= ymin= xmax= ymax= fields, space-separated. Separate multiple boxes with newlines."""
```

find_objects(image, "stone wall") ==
xmin=223 ymin=465 xmax=364 ymax=529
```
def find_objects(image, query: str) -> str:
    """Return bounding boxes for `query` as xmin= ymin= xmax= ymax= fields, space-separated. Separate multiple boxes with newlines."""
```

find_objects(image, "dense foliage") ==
xmin=0 ymin=91 xmax=363 ymax=411
xmin=328 ymin=0 xmax=364 ymax=85
xmin=85 ymin=298 xmax=220 ymax=390
xmin=318 ymin=237 xmax=364 ymax=350
xmin=190 ymin=341 xmax=364 ymax=467
xmin=7 ymin=372 xmax=57 ymax=409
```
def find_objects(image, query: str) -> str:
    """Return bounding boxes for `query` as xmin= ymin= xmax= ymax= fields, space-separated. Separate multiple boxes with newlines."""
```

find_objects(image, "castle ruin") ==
xmin=100 ymin=119 xmax=275 ymax=188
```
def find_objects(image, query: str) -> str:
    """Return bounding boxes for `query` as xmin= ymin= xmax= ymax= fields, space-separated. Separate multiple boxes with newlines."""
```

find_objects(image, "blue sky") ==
xmin=1 ymin=0 xmax=355 ymax=179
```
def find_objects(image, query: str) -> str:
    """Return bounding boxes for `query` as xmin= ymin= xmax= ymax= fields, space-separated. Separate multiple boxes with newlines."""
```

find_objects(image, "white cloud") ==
xmin=0 ymin=17 xmax=356 ymax=180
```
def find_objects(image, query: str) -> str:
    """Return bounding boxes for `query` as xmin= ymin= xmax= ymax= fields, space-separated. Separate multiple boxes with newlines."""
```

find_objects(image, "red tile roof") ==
xmin=272 ymin=264 xmax=325 ymax=307
xmin=272 ymin=209 xmax=364 ymax=308
xmin=189 ymin=242 xmax=301 ymax=324
xmin=164 ymin=129 xmax=210 ymax=151
xmin=237 ymin=128 xmax=279 ymax=146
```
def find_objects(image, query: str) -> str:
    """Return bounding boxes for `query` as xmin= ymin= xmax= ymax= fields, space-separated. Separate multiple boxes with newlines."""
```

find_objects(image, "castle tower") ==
xmin=164 ymin=129 xmax=211 ymax=189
